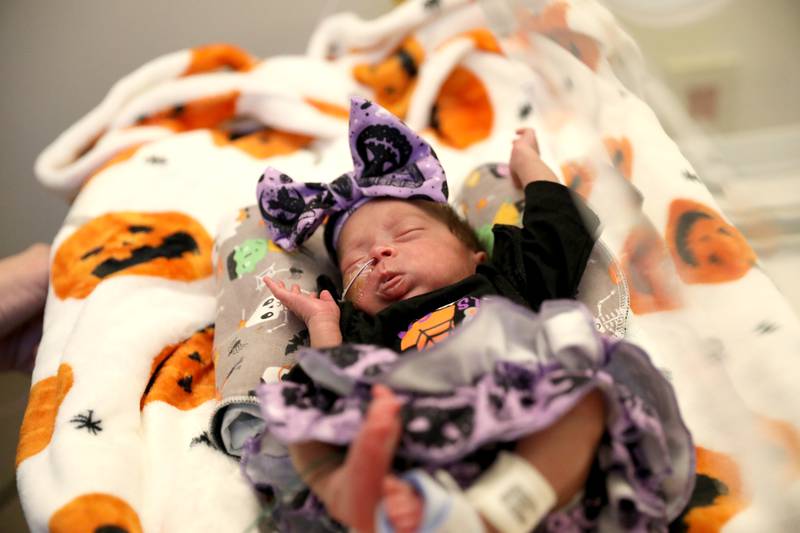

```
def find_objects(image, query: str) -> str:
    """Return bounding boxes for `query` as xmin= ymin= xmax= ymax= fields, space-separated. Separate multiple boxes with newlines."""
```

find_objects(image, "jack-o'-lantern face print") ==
xmin=430 ymin=66 xmax=493 ymax=149
xmin=603 ymin=136 xmax=633 ymax=180
xmin=49 ymin=492 xmax=142 ymax=533
xmin=211 ymin=127 xmax=314 ymax=160
xmin=673 ymin=446 xmax=749 ymax=532
xmin=353 ymin=37 xmax=425 ymax=118
xmin=666 ymin=199 xmax=756 ymax=284
xmin=52 ymin=212 xmax=213 ymax=299
xmin=141 ymin=326 xmax=215 ymax=411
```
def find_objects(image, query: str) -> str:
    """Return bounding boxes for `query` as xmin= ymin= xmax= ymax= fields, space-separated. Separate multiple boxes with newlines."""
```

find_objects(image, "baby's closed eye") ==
xmin=395 ymin=228 xmax=424 ymax=241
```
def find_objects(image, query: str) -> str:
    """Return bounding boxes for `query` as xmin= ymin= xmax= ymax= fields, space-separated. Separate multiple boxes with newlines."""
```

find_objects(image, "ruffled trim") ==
xmin=255 ymin=299 xmax=694 ymax=531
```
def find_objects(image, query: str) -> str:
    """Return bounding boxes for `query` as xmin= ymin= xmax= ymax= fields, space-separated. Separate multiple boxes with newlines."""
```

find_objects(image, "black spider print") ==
xmin=70 ymin=410 xmax=103 ymax=435
xmin=190 ymin=431 xmax=218 ymax=450
xmin=424 ymin=0 xmax=441 ymax=9
xmin=755 ymin=321 xmax=779 ymax=335
xmin=145 ymin=155 xmax=167 ymax=165
xmin=519 ymin=102 xmax=533 ymax=119
xmin=355 ymin=124 xmax=414 ymax=182
xmin=683 ymin=170 xmax=701 ymax=183
xmin=228 ymin=339 xmax=245 ymax=357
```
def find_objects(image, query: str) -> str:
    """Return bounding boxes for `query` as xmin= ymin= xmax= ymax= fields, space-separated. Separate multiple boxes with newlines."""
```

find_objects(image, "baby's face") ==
xmin=337 ymin=199 xmax=485 ymax=315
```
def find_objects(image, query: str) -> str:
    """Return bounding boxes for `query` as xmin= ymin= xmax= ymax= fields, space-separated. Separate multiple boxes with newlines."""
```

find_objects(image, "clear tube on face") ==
xmin=340 ymin=258 xmax=375 ymax=303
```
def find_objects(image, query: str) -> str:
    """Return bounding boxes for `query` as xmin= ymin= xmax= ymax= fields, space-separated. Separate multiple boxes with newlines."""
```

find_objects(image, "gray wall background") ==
xmin=0 ymin=0 xmax=393 ymax=259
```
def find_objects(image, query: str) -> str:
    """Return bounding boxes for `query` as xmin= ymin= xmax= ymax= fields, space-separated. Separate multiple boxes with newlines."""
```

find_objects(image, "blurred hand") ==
xmin=0 ymin=244 xmax=50 ymax=372
xmin=509 ymin=128 xmax=559 ymax=189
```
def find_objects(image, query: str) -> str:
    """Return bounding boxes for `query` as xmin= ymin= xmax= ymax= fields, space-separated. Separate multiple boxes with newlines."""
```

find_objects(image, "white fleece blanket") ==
xmin=20 ymin=1 xmax=799 ymax=531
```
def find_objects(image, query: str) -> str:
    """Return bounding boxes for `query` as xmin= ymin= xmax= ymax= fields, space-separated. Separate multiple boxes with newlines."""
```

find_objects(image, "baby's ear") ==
xmin=473 ymin=250 xmax=488 ymax=264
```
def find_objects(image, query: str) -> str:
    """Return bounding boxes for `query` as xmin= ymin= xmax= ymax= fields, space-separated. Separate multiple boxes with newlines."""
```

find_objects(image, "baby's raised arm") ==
xmin=509 ymin=128 xmax=559 ymax=188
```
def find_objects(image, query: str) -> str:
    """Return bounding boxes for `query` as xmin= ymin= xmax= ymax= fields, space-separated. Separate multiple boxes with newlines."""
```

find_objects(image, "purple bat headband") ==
xmin=256 ymin=97 xmax=449 ymax=259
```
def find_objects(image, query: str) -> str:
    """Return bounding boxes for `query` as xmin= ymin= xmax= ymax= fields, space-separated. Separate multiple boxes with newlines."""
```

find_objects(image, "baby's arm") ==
xmin=509 ymin=129 xmax=559 ymax=188
xmin=513 ymin=389 xmax=606 ymax=510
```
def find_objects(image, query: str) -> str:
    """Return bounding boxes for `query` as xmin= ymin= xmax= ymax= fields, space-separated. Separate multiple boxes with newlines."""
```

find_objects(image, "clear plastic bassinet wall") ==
xmin=476 ymin=0 xmax=800 ymax=530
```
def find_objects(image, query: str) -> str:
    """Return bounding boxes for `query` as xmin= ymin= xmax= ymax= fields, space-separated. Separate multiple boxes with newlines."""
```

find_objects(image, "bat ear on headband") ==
xmin=256 ymin=97 xmax=449 ymax=253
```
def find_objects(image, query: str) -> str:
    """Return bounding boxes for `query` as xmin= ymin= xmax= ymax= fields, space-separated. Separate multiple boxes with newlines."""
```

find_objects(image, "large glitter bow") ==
xmin=256 ymin=97 xmax=448 ymax=252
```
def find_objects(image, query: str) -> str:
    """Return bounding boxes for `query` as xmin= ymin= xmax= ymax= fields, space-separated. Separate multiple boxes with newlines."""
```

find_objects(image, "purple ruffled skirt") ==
xmin=247 ymin=298 xmax=694 ymax=532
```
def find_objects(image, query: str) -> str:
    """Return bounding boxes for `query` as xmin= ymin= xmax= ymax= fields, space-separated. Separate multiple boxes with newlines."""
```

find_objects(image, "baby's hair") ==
xmin=411 ymin=200 xmax=486 ymax=255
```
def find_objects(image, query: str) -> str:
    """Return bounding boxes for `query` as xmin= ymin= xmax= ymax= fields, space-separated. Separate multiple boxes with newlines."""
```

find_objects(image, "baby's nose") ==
xmin=371 ymin=244 xmax=396 ymax=259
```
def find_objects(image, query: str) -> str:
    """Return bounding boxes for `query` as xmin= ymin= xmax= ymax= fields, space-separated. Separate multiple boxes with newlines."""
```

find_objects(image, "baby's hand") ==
xmin=509 ymin=128 xmax=559 ymax=189
xmin=383 ymin=476 xmax=424 ymax=533
xmin=263 ymin=276 xmax=340 ymax=329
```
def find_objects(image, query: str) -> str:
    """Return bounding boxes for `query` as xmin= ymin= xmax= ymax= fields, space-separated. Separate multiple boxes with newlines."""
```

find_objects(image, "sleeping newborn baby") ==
xmin=255 ymin=97 xmax=693 ymax=532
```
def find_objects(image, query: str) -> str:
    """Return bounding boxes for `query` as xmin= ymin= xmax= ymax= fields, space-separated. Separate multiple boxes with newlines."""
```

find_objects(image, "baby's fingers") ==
xmin=291 ymin=284 xmax=301 ymax=295
xmin=320 ymin=290 xmax=335 ymax=302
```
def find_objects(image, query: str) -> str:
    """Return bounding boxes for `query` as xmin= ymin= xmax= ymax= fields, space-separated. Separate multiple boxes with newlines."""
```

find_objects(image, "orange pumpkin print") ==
xmin=135 ymin=91 xmax=240 ymax=132
xmin=305 ymin=97 xmax=350 ymax=120
xmin=183 ymin=43 xmax=257 ymax=76
xmin=211 ymin=127 xmax=314 ymax=160
xmin=666 ymin=199 xmax=756 ymax=284
xmin=16 ymin=364 xmax=74 ymax=467
xmin=431 ymin=66 xmax=493 ymax=149
xmin=561 ymin=161 xmax=595 ymax=199
xmin=52 ymin=212 xmax=213 ymax=300
xmin=673 ymin=447 xmax=749 ymax=533
xmin=400 ymin=304 xmax=457 ymax=352
xmin=354 ymin=36 xmax=493 ymax=149
xmin=439 ymin=28 xmax=503 ymax=54
xmin=353 ymin=37 xmax=425 ymax=118
xmin=49 ymin=493 xmax=142 ymax=533
xmin=620 ymin=223 xmax=682 ymax=314
xmin=604 ymin=136 xmax=633 ymax=180
xmin=522 ymin=1 xmax=601 ymax=71
xmin=141 ymin=325 xmax=215 ymax=410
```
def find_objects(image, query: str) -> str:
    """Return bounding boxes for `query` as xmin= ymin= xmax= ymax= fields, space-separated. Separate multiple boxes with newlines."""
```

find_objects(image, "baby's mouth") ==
xmin=377 ymin=272 xmax=408 ymax=300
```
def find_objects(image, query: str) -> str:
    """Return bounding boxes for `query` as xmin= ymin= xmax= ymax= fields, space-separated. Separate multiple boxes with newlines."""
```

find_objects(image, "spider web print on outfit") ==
xmin=399 ymin=297 xmax=481 ymax=352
